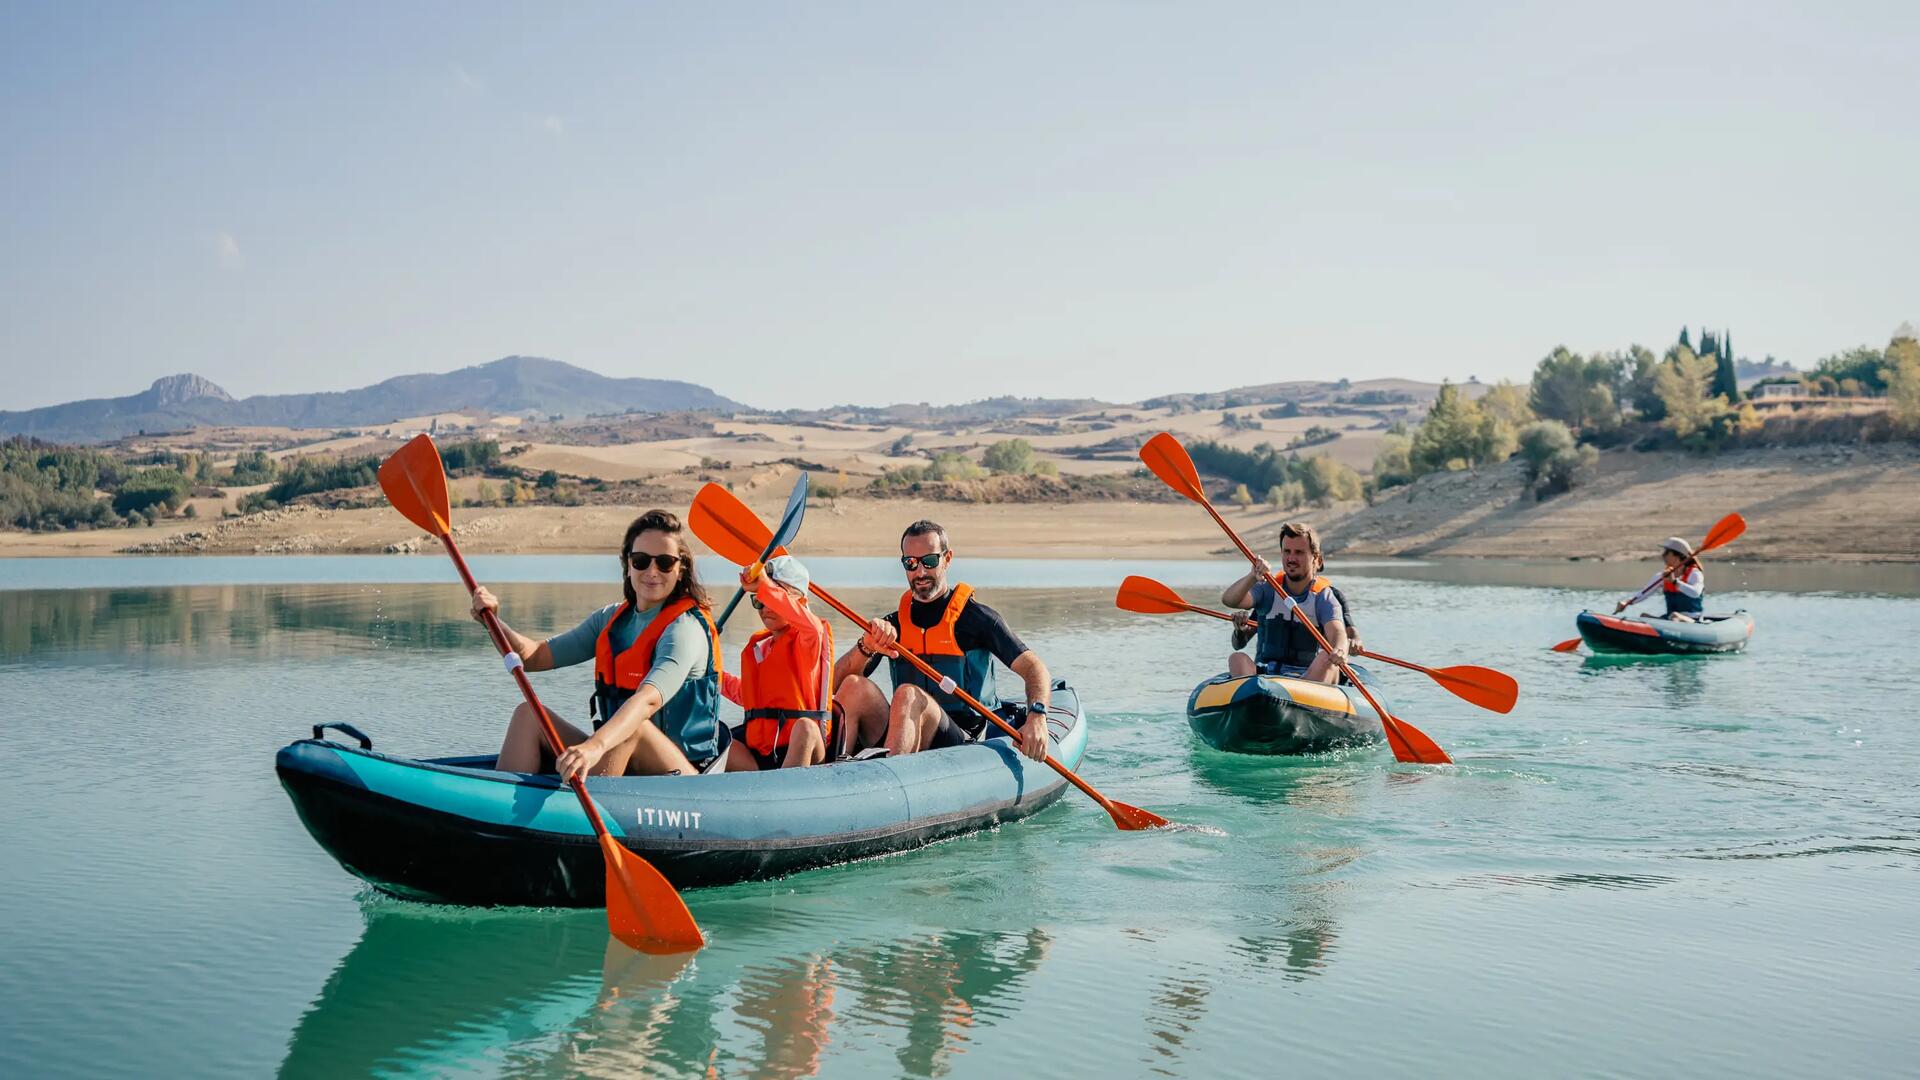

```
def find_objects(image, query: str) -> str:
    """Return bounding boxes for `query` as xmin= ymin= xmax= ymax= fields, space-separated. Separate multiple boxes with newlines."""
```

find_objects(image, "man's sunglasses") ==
xmin=627 ymin=552 xmax=678 ymax=573
xmin=900 ymin=552 xmax=944 ymax=571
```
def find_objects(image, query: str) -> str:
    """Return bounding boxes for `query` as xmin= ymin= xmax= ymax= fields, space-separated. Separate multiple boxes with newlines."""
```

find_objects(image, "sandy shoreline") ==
xmin=3 ymin=443 xmax=1916 ymax=564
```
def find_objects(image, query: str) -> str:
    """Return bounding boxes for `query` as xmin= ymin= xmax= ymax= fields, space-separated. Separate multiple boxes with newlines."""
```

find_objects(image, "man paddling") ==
xmin=1223 ymin=521 xmax=1349 ymax=685
xmin=1616 ymin=537 xmax=1707 ymax=622
xmin=831 ymin=520 xmax=1052 ymax=761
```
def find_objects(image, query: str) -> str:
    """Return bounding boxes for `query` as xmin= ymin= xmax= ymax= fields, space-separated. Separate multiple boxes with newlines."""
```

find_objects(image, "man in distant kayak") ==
xmin=831 ymin=520 xmax=1053 ymax=761
xmin=1223 ymin=521 xmax=1349 ymax=684
xmin=1616 ymin=537 xmax=1706 ymax=622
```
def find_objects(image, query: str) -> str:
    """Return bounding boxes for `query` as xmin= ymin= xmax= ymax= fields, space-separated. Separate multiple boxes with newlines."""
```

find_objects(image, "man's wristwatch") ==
xmin=1027 ymin=700 xmax=1048 ymax=719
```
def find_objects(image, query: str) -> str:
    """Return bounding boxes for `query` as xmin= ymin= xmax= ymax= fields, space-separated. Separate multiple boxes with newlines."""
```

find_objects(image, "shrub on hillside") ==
xmin=1516 ymin=420 xmax=1598 ymax=497
xmin=112 ymin=468 xmax=190 ymax=516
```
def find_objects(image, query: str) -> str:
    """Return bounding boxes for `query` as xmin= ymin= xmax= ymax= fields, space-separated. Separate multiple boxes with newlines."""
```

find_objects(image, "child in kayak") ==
xmin=722 ymin=554 xmax=836 ymax=770
xmin=1616 ymin=537 xmax=1706 ymax=622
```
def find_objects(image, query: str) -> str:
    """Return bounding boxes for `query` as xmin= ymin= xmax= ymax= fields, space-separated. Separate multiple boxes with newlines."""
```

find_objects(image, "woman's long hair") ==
xmin=620 ymin=510 xmax=711 ymax=612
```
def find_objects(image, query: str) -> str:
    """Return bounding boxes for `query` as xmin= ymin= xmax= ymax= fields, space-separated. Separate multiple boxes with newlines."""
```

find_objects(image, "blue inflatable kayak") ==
xmin=277 ymin=685 xmax=1087 ymax=906
xmin=1575 ymin=610 xmax=1754 ymax=655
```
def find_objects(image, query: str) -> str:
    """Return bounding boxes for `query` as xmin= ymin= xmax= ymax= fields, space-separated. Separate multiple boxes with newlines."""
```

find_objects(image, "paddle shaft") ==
xmin=437 ymin=532 xmax=620 ymax=840
xmin=803 ymin=581 xmax=1130 ymax=814
xmin=1167 ymin=598 xmax=1430 ymax=675
xmin=1194 ymin=497 xmax=1430 ymax=762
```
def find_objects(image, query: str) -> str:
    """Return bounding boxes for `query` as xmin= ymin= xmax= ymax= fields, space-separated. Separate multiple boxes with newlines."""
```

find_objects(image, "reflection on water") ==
xmin=1579 ymin=652 xmax=1712 ymax=708
xmin=279 ymin=904 xmax=1053 ymax=1080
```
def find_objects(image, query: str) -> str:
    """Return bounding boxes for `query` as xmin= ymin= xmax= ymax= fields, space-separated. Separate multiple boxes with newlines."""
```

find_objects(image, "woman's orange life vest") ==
xmin=590 ymin=596 xmax=724 ymax=763
xmin=737 ymin=582 xmax=834 ymax=756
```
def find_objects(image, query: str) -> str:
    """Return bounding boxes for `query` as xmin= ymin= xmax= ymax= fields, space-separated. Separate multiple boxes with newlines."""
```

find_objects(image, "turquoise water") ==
xmin=2 ymin=557 xmax=1918 ymax=1077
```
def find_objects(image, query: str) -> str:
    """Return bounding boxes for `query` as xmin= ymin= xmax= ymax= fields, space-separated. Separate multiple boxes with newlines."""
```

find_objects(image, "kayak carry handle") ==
xmin=311 ymin=722 xmax=373 ymax=750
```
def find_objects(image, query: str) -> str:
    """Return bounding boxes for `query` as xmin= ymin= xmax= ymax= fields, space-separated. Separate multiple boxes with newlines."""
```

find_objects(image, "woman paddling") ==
xmin=472 ymin=509 xmax=725 ymax=779
xmin=1616 ymin=537 xmax=1707 ymax=622
xmin=719 ymin=554 xmax=837 ymax=770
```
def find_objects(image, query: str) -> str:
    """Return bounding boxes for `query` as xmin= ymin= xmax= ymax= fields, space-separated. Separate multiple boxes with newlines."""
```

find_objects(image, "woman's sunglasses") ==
xmin=627 ymin=552 xmax=679 ymax=573
xmin=900 ymin=552 xmax=944 ymax=571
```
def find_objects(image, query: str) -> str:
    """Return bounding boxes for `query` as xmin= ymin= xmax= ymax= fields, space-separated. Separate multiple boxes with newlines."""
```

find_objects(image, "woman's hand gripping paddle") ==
xmin=689 ymin=483 xmax=1172 ymax=830
xmin=1550 ymin=512 xmax=1748 ymax=653
xmin=1137 ymin=432 xmax=1453 ymax=764
xmin=709 ymin=471 xmax=809 ymax=632
xmin=1116 ymin=576 xmax=1519 ymax=714
xmin=378 ymin=435 xmax=704 ymax=955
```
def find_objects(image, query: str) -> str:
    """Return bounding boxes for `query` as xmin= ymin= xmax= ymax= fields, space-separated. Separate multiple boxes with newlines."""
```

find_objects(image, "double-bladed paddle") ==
xmin=1138 ymin=431 xmax=1453 ymax=764
xmin=1115 ymin=575 xmax=1519 ymax=714
xmin=707 ymin=471 xmax=809 ymax=632
xmin=1551 ymin=512 xmax=1748 ymax=652
xmin=687 ymin=482 xmax=1172 ymax=831
xmin=378 ymin=435 xmax=704 ymax=955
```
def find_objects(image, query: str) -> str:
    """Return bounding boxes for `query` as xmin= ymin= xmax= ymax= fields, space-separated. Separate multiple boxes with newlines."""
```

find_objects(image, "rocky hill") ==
xmin=0 ymin=356 xmax=744 ymax=443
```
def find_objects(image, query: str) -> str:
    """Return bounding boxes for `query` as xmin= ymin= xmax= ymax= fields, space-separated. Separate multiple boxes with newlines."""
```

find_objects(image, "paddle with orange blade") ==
xmin=712 ymin=471 xmax=808 ymax=632
xmin=1116 ymin=575 xmax=1518 ymax=714
xmin=1138 ymin=431 xmax=1453 ymax=764
xmin=1551 ymin=512 xmax=1748 ymax=653
xmin=689 ymin=482 xmax=1171 ymax=830
xmin=379 ymin=434 xmax=704 ymax=955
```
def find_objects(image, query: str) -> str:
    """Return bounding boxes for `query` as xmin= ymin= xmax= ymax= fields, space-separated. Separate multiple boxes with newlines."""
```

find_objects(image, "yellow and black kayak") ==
xmin=1185 ymin=672 xmax=1385 ymax=755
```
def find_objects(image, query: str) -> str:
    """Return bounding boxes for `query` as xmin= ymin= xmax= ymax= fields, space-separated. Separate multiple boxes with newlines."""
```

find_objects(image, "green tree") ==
xmin=1528 ymin=347 xmax=1616 ymax=431
xmin=1411 ymin=383 xmax=1507 ymax=474
xmin=1515 ymin=419 xmax=1599 ymax=495
xmin=1479 ymin=381 xmax=1535 ymax=430
xmin=982 ymin=438 xmax=1038 ymax=475
xmin=1655 ymin=348 xmax=1726 ymax=442
xmin=1812 ymin=346 xmax=1889 ymax=394
xmin=1711 ymin=343 xmax=1741 ymax=402
xmin=1300 ymin=454 xmax=1363 ymax=505
xmin=112 ymin=468 xmax=190 ymax=515
xmin=1230 ymin=482 xmax=1253 ymax=511
xmin=1623 ymin=345 xmax=1665 ymax=420
xmin=1371 ymin=432 xmax=1414 ymax=490
xmin=229 ymin=450 xmax=277 ymax=485
xmin=1882 ymin=331 xmax=1920 ymax=434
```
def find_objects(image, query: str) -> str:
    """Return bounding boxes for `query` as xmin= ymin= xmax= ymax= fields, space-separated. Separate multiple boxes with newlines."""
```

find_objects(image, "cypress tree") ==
xmin=1713 ymin=346 xmax=1740 ymax=401
xmin=1679 ymin=326 xmax=1693 ymax=351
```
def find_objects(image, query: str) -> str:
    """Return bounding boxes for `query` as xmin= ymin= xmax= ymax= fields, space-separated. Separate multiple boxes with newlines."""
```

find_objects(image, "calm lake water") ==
xmin=2 ymin=556 xmax=1917 ymax=1078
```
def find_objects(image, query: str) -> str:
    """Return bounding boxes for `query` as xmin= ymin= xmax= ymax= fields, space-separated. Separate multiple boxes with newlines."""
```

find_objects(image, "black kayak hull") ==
xmin=1185 ymin=673 xmax=1384 ymax=755
xmin=1575 ymin=610 xmax=1754 ymax=655
xmin=277 ymin=688 xmax=1086 ymax=906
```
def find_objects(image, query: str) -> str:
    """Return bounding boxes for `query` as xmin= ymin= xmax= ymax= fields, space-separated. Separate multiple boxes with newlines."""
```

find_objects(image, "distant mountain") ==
xmin=774 ymin=395 xmax=1114 ymax=427
xmin=1140 ymin=377 xmax=1464 ymax=411
xmin=0 ymin=356 xmax=745 ymax=443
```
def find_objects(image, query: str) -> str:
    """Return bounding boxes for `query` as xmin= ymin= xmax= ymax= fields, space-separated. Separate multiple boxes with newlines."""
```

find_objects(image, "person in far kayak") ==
xmin=831 ymin=519 xmax=1053 ymax=762
xmin=718 ymin=554 xmax=836 ymax=771
xmin=473 ymin=509 xmax=724 ymax=779
xmin=1616 ymin=537 xmax=1706 ymax=622
xmin=1223 ymin=521 xmax=1349 ymax=685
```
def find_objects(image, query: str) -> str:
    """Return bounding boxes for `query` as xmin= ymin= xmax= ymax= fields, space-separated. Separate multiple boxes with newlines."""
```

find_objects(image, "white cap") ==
xmin=764 ymin=554 xmax=810 ymax=594
xmin=1661 ymin=537 xmax=1694 ymax=558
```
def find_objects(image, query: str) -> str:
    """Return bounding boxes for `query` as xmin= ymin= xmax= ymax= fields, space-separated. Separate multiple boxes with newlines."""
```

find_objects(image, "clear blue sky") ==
xmin=3 ymin=2 xmax=1914 ymax=411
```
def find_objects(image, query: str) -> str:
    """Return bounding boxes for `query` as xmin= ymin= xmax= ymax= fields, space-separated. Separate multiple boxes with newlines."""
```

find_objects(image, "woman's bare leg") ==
xmin=497 ymin=701 xmax=589 ymax=773
xmin=610 ymin=723 xmax=697 ymax=777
